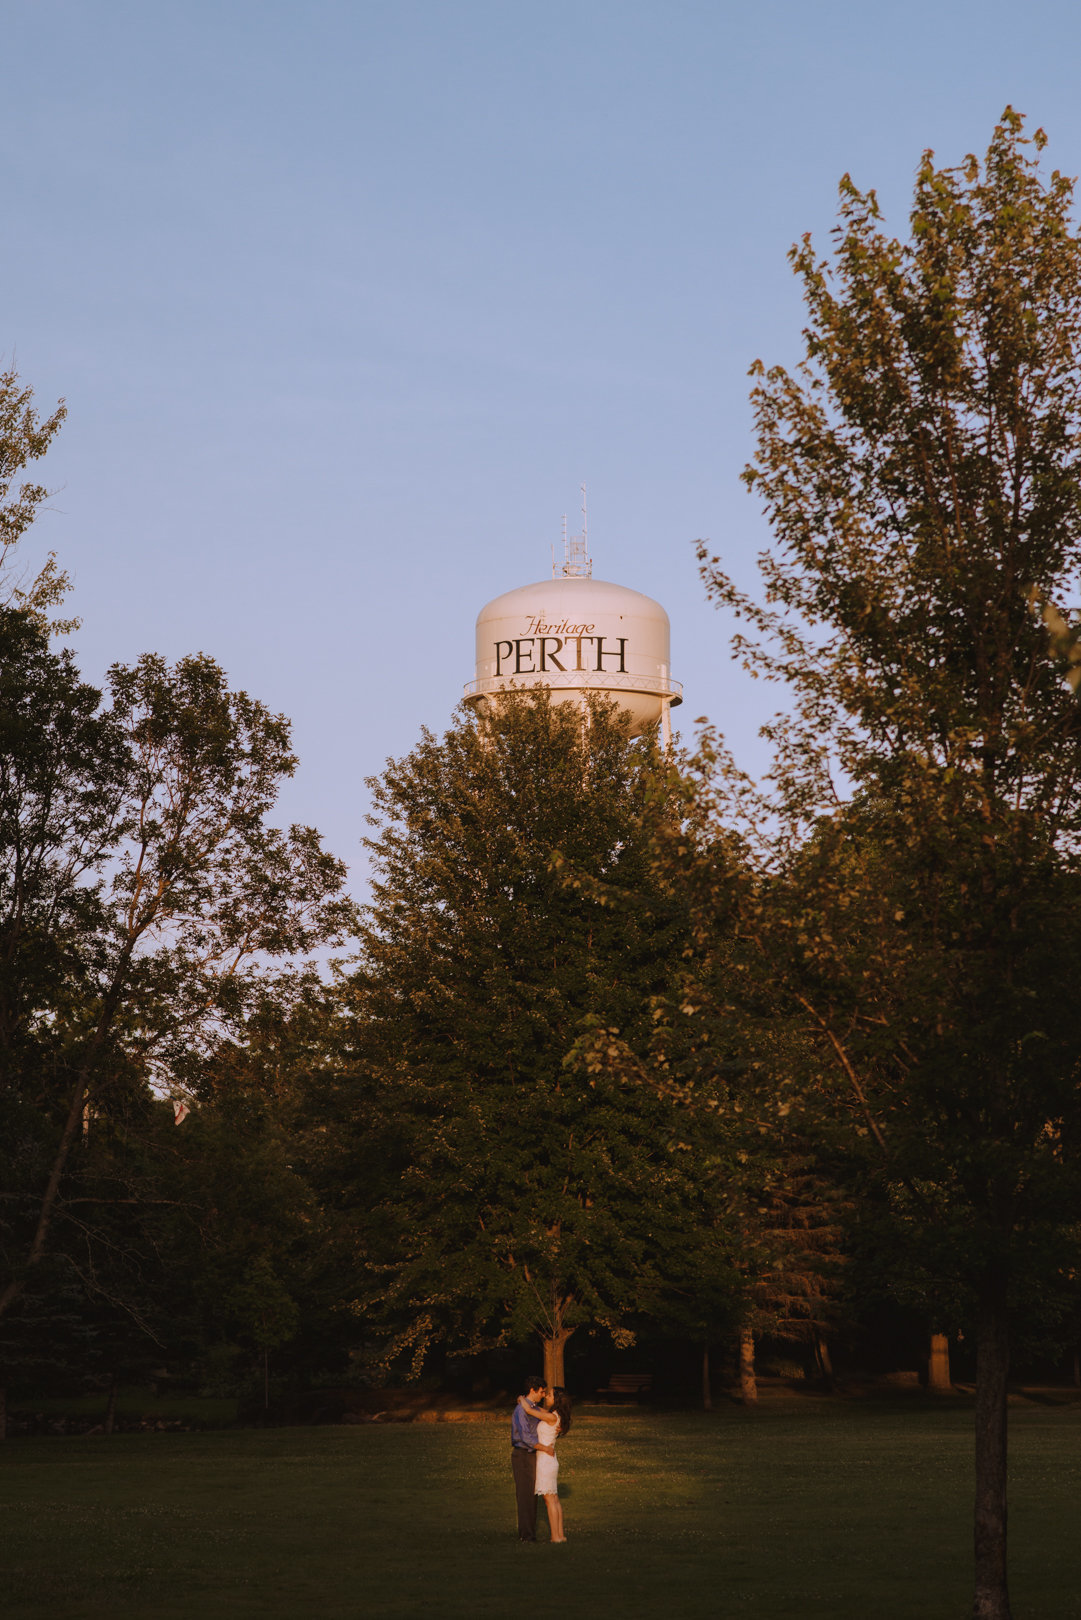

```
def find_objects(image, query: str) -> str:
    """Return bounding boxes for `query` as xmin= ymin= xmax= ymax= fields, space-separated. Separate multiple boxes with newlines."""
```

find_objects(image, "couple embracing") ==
xmin=510 ymin=1377 xmax=572 ymax=1543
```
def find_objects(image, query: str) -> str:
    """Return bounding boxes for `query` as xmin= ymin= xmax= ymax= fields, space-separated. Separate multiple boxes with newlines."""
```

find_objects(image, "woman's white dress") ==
xmin=534 ymin=1415 xmax=560 ymax=1495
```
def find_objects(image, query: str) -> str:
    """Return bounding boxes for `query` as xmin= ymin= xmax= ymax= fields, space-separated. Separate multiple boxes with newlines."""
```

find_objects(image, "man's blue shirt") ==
xmin=511 ymin=1401 xmax=539 ymax=1450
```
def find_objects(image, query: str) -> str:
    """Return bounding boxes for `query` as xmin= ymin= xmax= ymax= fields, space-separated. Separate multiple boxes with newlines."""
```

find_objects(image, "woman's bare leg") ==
xmin=546 ymin=1495 xmax=565 ymax=1541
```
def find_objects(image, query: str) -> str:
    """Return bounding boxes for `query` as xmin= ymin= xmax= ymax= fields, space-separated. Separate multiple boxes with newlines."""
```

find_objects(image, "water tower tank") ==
xmin=464 ymin=570 xmax=682 ymax=740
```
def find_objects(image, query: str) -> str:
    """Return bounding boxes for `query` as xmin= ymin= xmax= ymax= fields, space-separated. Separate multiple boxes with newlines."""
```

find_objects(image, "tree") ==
xmin=0 ymin=609 xmax=356 ymax=1371
xmin=574 ymin=823 xmax=848 ymax=1407
xmin=175 ymin=976 xmax=356 ymax=1404
xmin=0 ymin=366 xmax=74 ymax=632
xmin=688 ymin=109 xmax=1081 ymax=1618
xmin=336 ymin=690 xmax=720 ymax=1385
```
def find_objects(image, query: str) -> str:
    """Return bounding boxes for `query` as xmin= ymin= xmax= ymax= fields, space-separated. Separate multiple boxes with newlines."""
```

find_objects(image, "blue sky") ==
xmin=4 ymin=0 xmax=1079 ymax=891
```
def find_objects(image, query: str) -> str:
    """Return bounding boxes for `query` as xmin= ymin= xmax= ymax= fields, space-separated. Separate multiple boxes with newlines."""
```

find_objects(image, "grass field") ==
xmin=3 ymin=1400 xmax=1081 ymax=1619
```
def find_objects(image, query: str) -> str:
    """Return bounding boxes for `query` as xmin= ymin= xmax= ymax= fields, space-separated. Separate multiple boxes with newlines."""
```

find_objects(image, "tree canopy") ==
xmin=0 ymin=606 xmax=356 ymax=1363
xmin=334 ymin=691 xmax=727 ymax=1384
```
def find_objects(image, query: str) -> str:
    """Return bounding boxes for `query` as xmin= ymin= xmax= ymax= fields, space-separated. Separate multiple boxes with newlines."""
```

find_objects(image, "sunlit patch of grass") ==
xmin=1 ymin=1404 xmax=1079 ymax=1618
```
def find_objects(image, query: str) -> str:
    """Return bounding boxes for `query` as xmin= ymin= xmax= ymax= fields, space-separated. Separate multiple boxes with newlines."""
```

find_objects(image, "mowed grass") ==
xmin=2 ymin=1402 xmax=1081 ymax=1619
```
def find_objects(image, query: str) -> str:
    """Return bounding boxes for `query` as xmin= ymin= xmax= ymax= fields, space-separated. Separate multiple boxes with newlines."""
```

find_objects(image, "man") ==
xmin=511 ymin=1376 xmax=547 ymax=1540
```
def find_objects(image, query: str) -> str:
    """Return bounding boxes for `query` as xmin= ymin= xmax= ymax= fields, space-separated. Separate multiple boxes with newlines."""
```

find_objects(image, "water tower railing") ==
xmin=464 ymin=671 xmax=683 ymax=703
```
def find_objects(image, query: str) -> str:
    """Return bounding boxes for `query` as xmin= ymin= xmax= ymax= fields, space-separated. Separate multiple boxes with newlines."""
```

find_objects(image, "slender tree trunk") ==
xmin=104 ymin=1374 xmax=118 ymax=1436
xmin=702 ymin=1343 xmax=712 ymax=1411
xmin=1072 ymin=1348 xmax=1080 ymax=1390
xmin=264 ymin=1349 xmax=270 ymax=1413
xmin=739 ymin=1327 xmax=758 ymax=1406
xmin=0 ymin=1074 xmax=87 ymax=1318
xmin=928 ymin=1331 xmax=952 ymax=1392
xmin=0 ymin=948 xmax=138 ymax=1322
xmin=0 ymin=1386 xmax=6 ymax=1443
xmin=814 ymin=1332 xmax=834 ymax=1390
xmin=973 ymin=1290 xmax=1011 ymax=1620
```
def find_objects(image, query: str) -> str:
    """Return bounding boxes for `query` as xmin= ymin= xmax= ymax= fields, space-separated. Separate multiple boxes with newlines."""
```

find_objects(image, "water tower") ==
xmin=464 ymin=498 xmax=682 ymax=744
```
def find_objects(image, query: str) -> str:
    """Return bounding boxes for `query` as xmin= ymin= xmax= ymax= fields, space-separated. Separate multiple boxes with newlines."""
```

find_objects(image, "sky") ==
xmin=3 ymin=0 xmax=1081 ymax=897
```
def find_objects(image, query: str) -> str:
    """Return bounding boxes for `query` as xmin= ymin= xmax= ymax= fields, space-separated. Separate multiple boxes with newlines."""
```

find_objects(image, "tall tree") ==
xmin=337 ymin=691 xmax=719 ymax=1385
xmin=0 ymin=609 xmax=356 ymax=1356
xmin=688 ymin=109 xmax=1081 ymax=1619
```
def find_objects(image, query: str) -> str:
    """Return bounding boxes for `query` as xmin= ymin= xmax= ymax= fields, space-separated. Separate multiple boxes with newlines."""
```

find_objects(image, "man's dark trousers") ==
xmin=512 ymin=1447 xmax=537 ymax=1540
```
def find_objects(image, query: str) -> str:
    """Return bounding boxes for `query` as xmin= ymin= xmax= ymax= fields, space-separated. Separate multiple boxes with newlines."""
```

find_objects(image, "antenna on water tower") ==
xmin=561 ymin=484 xmax=591 ymax=578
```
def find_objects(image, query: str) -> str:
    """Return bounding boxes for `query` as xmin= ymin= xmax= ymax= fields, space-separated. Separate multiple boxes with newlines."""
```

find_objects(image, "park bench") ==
xmin=595 ymin=1373 xmax=653 ymax=1401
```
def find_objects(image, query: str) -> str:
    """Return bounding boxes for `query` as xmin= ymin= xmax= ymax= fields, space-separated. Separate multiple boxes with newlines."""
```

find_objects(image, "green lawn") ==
xmin=15 ymin=1387 xmax=238 ymax=1425
xmin=2 ymin=1401 xmax=1080 ymax=1619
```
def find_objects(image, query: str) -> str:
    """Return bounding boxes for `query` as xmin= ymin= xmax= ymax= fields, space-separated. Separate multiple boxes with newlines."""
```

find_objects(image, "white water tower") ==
xmin=464 ymin=501 xmax=682 ymax=743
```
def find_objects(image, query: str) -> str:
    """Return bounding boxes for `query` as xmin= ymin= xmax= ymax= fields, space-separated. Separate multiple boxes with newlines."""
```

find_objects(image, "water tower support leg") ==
xmin=661 ymin=698 xmax=672 ymax=751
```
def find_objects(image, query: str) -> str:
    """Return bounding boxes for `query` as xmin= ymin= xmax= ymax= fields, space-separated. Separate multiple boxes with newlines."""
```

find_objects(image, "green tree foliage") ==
xmin=176 ymin=978 xmax=353 ymax=1403
xmin=336 ymin=691 xmax=724 ymax=1384
xmin=575 ymin=806 xmax=848 ymax=1401
xmin=0 ymin=368 xmax=357 ymax=1412
xmin=0 ymin=607 xmax=356 ymax=1370
xmin=680 ymin=109 xmax=1081 ymax=1618
xmin=0 ymin=366 xmax=73 ymax=632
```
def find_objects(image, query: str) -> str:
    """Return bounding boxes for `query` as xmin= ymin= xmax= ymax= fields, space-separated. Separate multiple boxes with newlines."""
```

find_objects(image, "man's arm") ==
xmin=519 ymin=1397 xmax=554 ymax=1452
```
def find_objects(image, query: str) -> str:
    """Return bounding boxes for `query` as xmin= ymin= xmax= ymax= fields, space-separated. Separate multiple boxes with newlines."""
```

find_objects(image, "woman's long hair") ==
xmin=551 ymin=1387 xmax=572 ymax=1436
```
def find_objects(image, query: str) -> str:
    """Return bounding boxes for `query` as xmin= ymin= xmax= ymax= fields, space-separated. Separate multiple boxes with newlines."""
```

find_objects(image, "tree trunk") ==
xmin=0 ymin=1074 xmax=88 ymax=1319
xmin=739 ymin=1327 xmax=758 ymax=1406
xmin=814 ymin=1332 xmax=834 ymax=1390
xmin=928 ymin=1331 xmax=952 ymax=1392
xmin=0 ymin=1386 xmax=6 ymax=1443
xmin=0 ymin=944 xmax=139 ymax=1323
xmin=104 ymin=1374 xmax=118 ymax=1436
xmin=973 ymin=1291 xmax=1011 ymax=1619
xmin=1072 ymin=1348 xmax=1080 ymax=1390
xmin=542 ymin=1331 xmax=572 ymax=1388
xmin=702 ymin=1343 xmax=712 ymax=1411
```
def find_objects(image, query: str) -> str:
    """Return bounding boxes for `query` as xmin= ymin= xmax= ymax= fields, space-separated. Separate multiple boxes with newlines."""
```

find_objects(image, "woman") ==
xmin=518 ymin=1386 xmax=572 ymax=1543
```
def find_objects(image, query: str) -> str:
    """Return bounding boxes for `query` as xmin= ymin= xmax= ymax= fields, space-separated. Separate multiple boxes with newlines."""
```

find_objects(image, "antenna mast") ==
xmin=560 ymin=483 xmax=592 ymax=577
